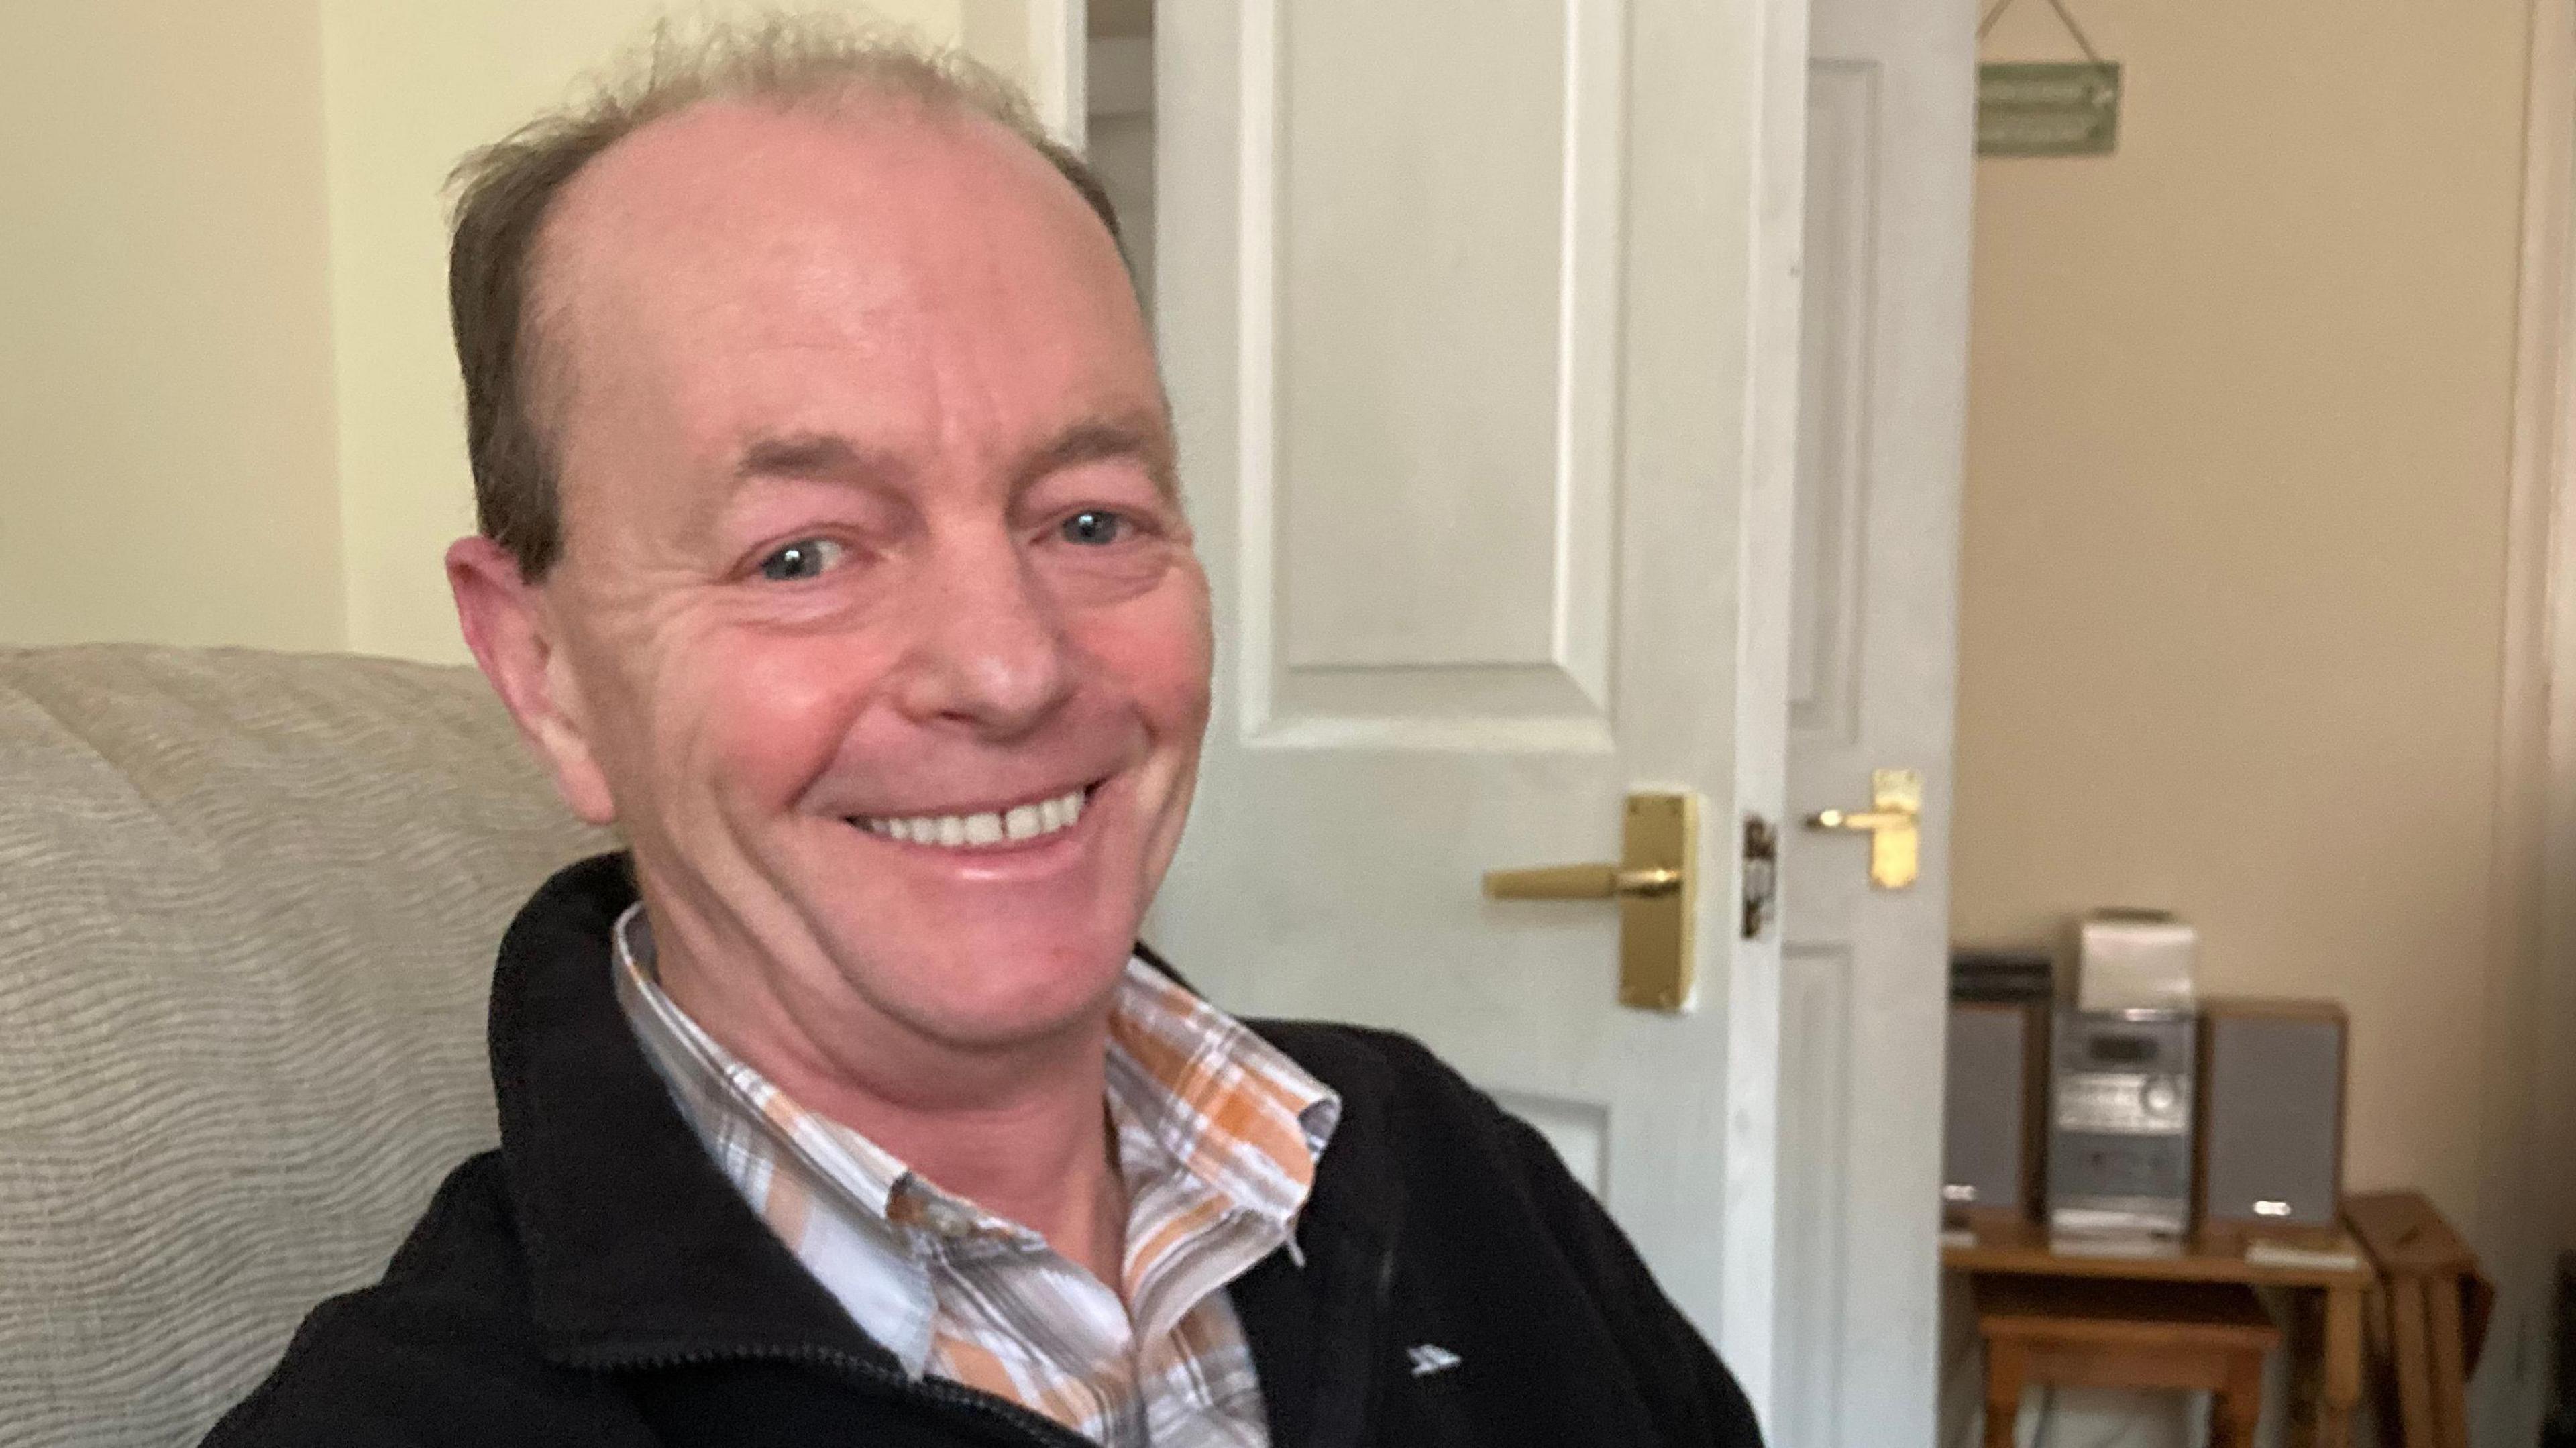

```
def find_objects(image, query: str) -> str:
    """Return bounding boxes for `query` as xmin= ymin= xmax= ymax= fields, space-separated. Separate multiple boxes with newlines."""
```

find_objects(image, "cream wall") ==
xmin=3 ymin=2 xmax=1040 ymax=661
xmin=1955 ymin=0 xmax=2534 ymax=1352
xmin=322 ymin=0 xmax=973 ymax=664
xmin=0 ymin=0 xmax=347 ymax=652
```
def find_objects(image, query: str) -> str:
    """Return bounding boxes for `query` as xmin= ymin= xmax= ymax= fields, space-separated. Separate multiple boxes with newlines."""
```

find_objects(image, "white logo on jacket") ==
xmin=1407 ymin=1344 xmax=1464 ymax=1378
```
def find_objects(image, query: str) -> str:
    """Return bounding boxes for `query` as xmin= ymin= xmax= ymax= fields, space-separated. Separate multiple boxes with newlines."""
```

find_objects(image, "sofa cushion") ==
xmin=0 ymin=645 xmax=604 ymax=1445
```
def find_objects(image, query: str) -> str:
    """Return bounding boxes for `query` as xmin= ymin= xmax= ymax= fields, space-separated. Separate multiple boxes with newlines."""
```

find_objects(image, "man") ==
xmin=209 ymin=17 xmax=1760 ymax=1447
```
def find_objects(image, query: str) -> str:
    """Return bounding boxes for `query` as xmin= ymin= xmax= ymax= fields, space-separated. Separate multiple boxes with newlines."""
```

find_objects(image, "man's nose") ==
xmin=892 ymin=533 xmax=1079 ymax=736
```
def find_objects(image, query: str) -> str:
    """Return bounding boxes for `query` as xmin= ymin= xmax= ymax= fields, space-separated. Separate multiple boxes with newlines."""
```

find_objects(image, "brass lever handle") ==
xmin=1804 ymin=768 xmax=1923 ymax=889
xmin=1480 ymin=791 xmax=1699 ymax=1013
xmin=1483 ymin=864 xmax=1682 ymax=899
xmin=1810 ymin=807 xmax=1911 ymax=833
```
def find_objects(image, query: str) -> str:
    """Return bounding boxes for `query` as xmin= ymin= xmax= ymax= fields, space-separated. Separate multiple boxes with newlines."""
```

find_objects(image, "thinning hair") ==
xmin=445 ymin=14 xmax=1123 ymax=579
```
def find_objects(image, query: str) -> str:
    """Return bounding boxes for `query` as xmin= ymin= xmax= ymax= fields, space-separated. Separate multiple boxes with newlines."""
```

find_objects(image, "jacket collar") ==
xmin=488 ymin=854 xmax=887 ymax=1370
xmin=483 ymin=852 xmax=1405 ymax=1406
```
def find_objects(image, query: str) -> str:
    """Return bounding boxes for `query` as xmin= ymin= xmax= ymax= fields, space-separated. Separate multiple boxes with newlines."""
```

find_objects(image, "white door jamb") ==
xmin=2483 ymin=0 xmax=2576 ymax=1437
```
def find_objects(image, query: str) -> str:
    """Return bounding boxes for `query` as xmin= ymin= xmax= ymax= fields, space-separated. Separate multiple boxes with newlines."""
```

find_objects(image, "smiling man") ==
xmin=206 ymin=19 xmax=1759 ymax=1448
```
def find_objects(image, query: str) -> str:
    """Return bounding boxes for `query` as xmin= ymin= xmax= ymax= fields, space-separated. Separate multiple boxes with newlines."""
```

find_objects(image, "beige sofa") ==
xmin=0 ymin=646 xmax=604 ymax=1446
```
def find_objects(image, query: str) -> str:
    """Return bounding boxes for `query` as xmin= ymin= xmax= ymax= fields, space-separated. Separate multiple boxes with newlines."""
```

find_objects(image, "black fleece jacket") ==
xmin=204 ymin=855 xmax=1763 ymax=1448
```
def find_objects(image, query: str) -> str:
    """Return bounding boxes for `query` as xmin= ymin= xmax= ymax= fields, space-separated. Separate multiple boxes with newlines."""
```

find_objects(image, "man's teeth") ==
xmin=861 ymin=788 xmax=1087 ymax=848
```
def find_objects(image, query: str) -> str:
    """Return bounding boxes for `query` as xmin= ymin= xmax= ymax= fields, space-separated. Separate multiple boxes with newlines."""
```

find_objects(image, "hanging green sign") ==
xmin=1978 ymin=61 xmax=2121 ymax=156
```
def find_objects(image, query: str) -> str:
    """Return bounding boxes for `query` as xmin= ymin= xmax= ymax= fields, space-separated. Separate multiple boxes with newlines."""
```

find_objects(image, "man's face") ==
xmin=500 ymin=99 xmax=1207 ymax=1055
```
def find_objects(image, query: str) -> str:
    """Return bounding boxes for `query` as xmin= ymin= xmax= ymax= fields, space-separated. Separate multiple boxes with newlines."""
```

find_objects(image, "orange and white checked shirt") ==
xmin=611 ymin=905 xmax=1340 ymax=1447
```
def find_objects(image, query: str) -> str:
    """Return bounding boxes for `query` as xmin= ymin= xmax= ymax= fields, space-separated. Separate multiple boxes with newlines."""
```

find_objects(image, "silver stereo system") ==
xmin=2047 ymin=1007 xmax=2195 ymax=1239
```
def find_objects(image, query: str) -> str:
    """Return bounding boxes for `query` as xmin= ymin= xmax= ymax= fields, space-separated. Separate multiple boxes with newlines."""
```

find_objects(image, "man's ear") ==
xmin=447 ymin=535 xmax=619 ymax=826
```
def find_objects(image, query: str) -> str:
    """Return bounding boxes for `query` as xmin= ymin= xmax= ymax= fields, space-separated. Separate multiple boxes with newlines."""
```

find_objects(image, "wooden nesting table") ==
xmin=1974 ymin=1275 xmax=2279 ymax=1448
xmin=1944 ymin=1219 xmax=2376 ymax=1448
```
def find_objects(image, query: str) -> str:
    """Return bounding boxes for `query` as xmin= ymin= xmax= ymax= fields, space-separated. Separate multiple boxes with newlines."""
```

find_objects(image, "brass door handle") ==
xmin=1805 ymin=768 xmax=1923 ymax=889
xmin=1482 ymin=864 xmax=1681 ymax=899
xmin=1482 ymin=792 xmax=1698 ymax=1013
xmin=1810 ymin=807 xmax=1910 ymax=832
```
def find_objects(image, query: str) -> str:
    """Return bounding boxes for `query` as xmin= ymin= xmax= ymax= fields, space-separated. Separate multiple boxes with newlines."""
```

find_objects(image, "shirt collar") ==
xmin=611 ymin=902 xmax=912 ymax=1223
xmin=610 ymin=903 xmax=1342 ymax=1250
xmin=1104 ymin=962 xmax=1342 ymax=1237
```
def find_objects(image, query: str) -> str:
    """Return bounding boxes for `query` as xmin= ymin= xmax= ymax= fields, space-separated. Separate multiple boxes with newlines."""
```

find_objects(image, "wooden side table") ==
xmin=1945 ymin=1219 xmax=2376 ymax=1448
xmin=1974 ymin=1276 xmax=2280 ymax=1448
xmin=2345 ymin=1191 xmax=2494 ymax=1448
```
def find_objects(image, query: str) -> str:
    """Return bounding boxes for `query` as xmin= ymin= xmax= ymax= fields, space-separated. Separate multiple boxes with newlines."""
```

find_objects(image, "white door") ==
xmin=1147 ymin=0 xmax=1810 ymax=1423
xmin=1774 ymin=0 xmax=1976 ymax=1442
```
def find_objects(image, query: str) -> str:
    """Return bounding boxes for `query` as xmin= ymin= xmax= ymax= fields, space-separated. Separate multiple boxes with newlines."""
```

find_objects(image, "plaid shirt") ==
xmin=611 ymin=906 xmax=1339 ymax=1447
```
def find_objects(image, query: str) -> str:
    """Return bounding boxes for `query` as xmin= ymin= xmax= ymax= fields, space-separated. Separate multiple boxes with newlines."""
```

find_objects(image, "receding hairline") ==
xmin=443 ymin=15 xmax=1136 ymax=579
xmin=528 ymin=80 xmax=1104 ymax=295
xmin=515 ymin=86 xmax=1142 ymax=504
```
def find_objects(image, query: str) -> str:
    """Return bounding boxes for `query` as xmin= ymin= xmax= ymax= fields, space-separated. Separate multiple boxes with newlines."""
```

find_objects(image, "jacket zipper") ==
xmin=574 ymin=1341 xmax=1103 ymax=1448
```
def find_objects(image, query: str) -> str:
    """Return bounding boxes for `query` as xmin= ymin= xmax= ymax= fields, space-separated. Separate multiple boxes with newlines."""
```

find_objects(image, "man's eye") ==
xmin=756 ymin=538 xmax=845 ymax=581
xmin=1059 ymin=510 xmax=1127 ymax=547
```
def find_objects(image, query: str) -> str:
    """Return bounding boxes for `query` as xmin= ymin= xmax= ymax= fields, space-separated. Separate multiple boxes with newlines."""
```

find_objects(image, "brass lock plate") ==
xmin=1807 ymin=768 xmax=1923 ymax=890
xmin=1618 ymin=792 xmax=1696 ymax=1011
xmin=1862 ymin=768 xmax=1921 ymax=889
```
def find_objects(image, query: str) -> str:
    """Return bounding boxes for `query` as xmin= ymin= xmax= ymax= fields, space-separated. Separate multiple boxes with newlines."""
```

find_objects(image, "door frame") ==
xmin=2486 ymin=0 xmax=2576 ymax=1437
xmin=963 ymin=0 xmax=1087 ymax=144
xmin=1727 ymin=0 xmax=1821 ymax=1428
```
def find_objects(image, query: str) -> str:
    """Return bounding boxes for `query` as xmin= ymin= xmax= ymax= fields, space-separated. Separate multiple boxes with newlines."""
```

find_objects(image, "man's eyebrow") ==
xmin=732 ymin=431 xmax=906 ymax=486
xmin=732 ymin=413 xmax=1178 ymax=496
xmin=1016 ymin=411 xmax=1179 ymax=499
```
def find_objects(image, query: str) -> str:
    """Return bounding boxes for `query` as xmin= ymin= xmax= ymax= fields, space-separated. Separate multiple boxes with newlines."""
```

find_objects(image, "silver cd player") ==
xmin=2047 ymin=1007 xmax=2195 ymax=1237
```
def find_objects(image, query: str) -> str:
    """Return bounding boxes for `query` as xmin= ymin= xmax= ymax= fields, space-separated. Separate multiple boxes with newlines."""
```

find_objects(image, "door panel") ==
xmin=1780 ymin=79 xmax=1886 ymax=1443
xmin=1268 ymin=0 xmax=1617 ymax=705
xmin=1244 ymin=0 xmax=1622 ymax=748
xmin=1789 ymin=61 xmax=1879 ymax=755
